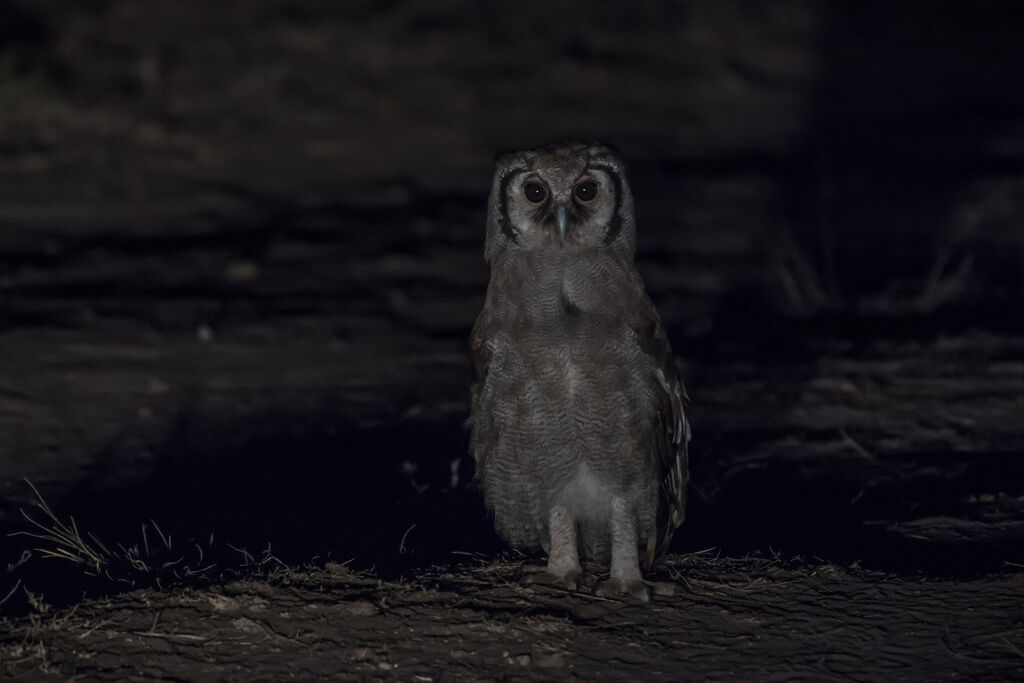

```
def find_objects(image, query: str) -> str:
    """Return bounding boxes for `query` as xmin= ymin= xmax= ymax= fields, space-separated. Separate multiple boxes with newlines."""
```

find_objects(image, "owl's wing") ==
xmin=632 ymin=295 xmax=691 ymax=569
xmin=468 ymin=309 xmax=495 ymax=465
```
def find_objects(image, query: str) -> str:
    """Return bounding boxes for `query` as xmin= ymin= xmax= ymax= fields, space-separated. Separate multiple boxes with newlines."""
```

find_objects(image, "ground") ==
xmin=4 ymin=556 xmax=1023 ymax=681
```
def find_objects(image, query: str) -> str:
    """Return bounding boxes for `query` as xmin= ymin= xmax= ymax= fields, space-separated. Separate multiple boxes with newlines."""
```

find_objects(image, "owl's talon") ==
xmin=649 ymin=580 xmax=676 ymax=597
xmin=552 ymin=569 xmax=579 ymax=591
xmin=595 ymin=578 xmax=651 ymax=602
xmin=521 ymin=567 xmax=579 ymax=591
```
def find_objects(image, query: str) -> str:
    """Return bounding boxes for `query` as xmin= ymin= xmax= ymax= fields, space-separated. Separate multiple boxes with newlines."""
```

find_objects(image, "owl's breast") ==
xmin=485 ymin=324 xmax=659 ymax=426
xmin=479 ymin=249 xmax=659 ymax=418
xmin=514 ymin=252 xmax=639 ymax=327
xmin=487 ymin=249 xmax=639 ymax=324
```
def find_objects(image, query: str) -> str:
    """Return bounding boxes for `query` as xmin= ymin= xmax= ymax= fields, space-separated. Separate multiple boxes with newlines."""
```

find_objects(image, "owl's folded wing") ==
xmin=468 ymin=310 xmax=496 ymax=464
xmin=632 ymin=296 xmax=691 ymax=568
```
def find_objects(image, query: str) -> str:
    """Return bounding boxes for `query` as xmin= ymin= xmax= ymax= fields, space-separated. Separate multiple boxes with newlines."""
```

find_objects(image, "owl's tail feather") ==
xmin=645 ymin=517 xmax=679 ymax=571
xmin=644 ymin=410 xmax=689 ymax=570
xmin=643 ymin=533 xmax=657 ymax=570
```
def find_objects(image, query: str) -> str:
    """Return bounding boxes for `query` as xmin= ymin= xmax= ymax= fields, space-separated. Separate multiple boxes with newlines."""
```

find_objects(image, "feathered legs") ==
xmin=520 ymin=505 xmax=581 ymax=590
xmin=595 ymin=496 xmax=651 ymax=601
xmin=545 ymin=504 xmax=581 ymax=589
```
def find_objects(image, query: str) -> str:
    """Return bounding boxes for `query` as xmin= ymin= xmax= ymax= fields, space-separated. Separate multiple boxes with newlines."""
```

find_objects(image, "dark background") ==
xmin=1 ymin=0 xmax=1022 ymax=603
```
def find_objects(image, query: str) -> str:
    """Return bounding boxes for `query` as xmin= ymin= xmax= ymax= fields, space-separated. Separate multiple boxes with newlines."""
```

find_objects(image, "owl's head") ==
xmin=484 ymin=142 xmax=636 ymax=262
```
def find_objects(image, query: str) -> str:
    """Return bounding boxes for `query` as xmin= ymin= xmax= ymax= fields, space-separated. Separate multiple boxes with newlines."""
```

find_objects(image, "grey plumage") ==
xmin=469 ymin=143 xmax=690 ymax=599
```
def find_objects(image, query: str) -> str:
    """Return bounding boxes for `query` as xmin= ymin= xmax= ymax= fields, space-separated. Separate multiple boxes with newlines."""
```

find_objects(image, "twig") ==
xmin=0 ymin=578 xmax=23 ymax=607
xmin=132 ymin=631 xmax=208 ymax=641
xmin=258 ymin=621 xmax=308 ymax=646
xmin=839 ymin=428 xmax=874 ymax=460
xmin=150 ymin=520 xmax=171 ymax=551
xmin=398 ymin=524 xmax=417 ymax=554
xmin=77 ymin=619 xmax=113 ymax=639
xmin=227 ymin=544 xmax=255 ymax=565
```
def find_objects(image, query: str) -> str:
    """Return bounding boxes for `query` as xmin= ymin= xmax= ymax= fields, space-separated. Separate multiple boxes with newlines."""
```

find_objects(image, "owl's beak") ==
xmin=555 ymin=203 xmax=568 ymax=241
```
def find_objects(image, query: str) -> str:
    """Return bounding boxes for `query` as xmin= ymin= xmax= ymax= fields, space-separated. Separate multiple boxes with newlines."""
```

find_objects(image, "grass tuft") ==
xmin=5 ymin=480 xmax=314 ymax=613
xmin=13 ymin=480 xmax=109 ymax=574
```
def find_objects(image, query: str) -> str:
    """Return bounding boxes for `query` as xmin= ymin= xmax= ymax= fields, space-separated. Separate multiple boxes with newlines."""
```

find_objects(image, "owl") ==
xmin=469 ymin=142 xmax=690 ymax=600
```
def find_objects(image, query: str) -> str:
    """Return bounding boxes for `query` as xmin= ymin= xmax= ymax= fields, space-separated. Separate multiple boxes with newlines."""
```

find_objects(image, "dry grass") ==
xmin=13 ymin=480 xmax=112 ymax=574
xmin=4 ymin=480 xmax=295 ymax=614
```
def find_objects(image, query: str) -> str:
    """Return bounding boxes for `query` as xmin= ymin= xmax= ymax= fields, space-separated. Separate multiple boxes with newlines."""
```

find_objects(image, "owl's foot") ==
xmin=521 ymin=565 xmax=580 ymax=591
xmin=595 ymin=577 xmax=651 ymax=602
xmin=538 ymin=504 xmax=582 ymax=590
xmin=597 ymin=496 xmax=652 ymax=602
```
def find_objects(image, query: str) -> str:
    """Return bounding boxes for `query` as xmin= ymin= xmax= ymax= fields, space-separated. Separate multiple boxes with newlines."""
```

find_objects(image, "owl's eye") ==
xmin=523 ymin=180 xmax=547 ymax=203
xmin=574 ymin=180 xmax=598 ymax=202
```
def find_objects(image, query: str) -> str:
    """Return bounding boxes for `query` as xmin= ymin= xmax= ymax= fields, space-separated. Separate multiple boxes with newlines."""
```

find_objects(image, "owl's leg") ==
xmin=595 ymin=496 xmax=650 ymax=601
xmin=544 ymin=504 xmax=581 ymax=589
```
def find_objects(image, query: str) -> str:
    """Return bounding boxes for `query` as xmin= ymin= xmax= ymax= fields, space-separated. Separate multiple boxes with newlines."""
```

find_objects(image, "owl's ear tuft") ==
xmin=484 ymin=156 xmax=524 ymax=263
xmin=586 ymin=150 xmax=636 ymax=256
xmin=586 ymin=141 xmax=625 ymax=163
xmin=492 ymin=148 xmax=522 ymax=166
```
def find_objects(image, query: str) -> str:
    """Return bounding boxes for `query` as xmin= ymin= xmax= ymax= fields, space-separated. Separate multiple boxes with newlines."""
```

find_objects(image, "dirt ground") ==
xmin=2 ymin=1 xmax=1024 ymax=680
xmin=3 ymin=555 xmax=1023 ymax=681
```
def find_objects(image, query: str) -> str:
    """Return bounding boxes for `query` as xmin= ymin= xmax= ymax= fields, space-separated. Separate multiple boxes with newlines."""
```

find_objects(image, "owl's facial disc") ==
xmin=501 ymin=154 xmax=619 ymax=248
